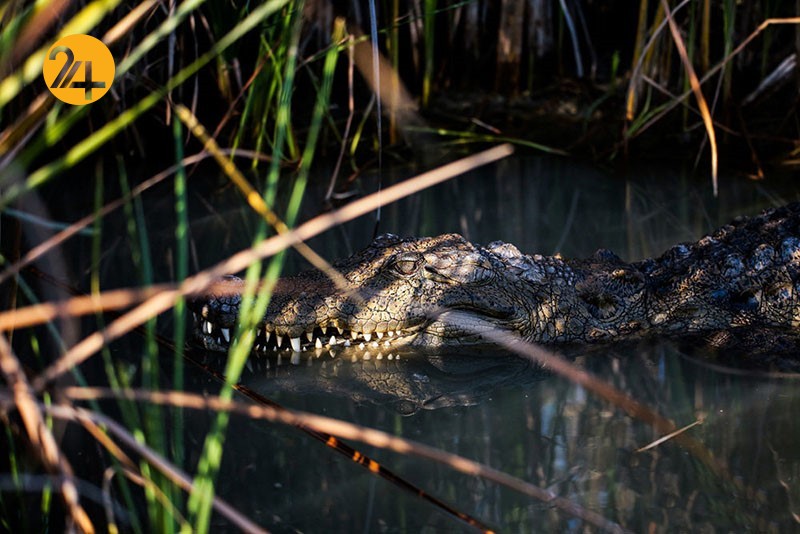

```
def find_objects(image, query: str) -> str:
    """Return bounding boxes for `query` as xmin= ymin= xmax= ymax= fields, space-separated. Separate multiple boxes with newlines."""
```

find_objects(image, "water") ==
xmin=26 ymin=153 xmax=800 ymax=531
xmin=167 ymin=154 xmax=800 ymax=532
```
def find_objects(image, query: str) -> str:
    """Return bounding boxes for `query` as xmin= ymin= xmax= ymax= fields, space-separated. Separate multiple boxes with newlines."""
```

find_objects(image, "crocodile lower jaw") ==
xmin=193 ymin=314 xmax=421 ymax=353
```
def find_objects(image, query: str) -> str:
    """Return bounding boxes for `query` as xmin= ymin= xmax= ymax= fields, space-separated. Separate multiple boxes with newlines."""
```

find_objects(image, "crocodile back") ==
xmin=637 ymin=203 xmax=800 ymax=333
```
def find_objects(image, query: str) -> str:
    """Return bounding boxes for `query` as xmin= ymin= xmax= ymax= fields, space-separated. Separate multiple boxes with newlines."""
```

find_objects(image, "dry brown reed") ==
xmin=58 ymin=386 xmax=629 ymax=533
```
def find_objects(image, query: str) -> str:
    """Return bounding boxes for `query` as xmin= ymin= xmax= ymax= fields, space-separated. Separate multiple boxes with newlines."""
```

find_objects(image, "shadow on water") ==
xmin=25 ymin=153 xmax=800 ymax=530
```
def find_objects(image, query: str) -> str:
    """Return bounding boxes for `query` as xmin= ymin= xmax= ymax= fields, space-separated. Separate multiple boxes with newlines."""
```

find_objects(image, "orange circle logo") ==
xmin=43 ymin=34 xmax=115 ymax=105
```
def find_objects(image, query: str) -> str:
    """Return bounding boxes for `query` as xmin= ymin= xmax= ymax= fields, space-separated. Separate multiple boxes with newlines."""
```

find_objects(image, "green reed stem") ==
xmin=172 ymin=115 xmax=187 ymax=470
xmin=118 ymin=162 xmax=169 ymax=529
xmin=91 ymin=168 xmax=145 ymax=534
xmin=264 ymin=5 xmax=303 ymax=206
xmin=721 ymin=0 xmax=736 ymax=103
xmin=187 ymin=4 xmax=304 ymax=531
xmin=285 ymin=17 xmax=343 ymax=225
xmin=423 ymin=0 xmax=435 ymax=108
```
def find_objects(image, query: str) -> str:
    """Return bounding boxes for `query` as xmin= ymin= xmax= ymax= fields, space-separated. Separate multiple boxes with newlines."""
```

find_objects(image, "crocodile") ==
xmin=189 ymin=203 xmax=800 ymax=355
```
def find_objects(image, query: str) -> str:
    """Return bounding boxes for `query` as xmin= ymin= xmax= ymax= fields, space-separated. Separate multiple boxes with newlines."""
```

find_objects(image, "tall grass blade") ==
xmin=264 ymin=3 xmax=303 ymax=206
xmin=285 ymin=17 xmax=344 ymax=225
xmin=721 ymin=0 xmax=736 ymax=103
xmin=661 ymin=0 xmax=718 ymax=195
xmin=700 ymin=0 xmax=711 ymax=72
xmin=90 ymin=171 xmax=145 ymax=534
xmin=171 ymin=116 xmax=187 ymax=471
xmin=367 ymin=0 xmax=383 ymax=159
xmin=422 ymin=0 xmax=434 ymax=107
xmin=118 ymin=162 xmax=178 ymax=529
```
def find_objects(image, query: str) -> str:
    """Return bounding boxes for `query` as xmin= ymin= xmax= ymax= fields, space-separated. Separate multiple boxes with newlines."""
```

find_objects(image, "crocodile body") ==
xmin=190 ymin=203 xmax=800 ymax=354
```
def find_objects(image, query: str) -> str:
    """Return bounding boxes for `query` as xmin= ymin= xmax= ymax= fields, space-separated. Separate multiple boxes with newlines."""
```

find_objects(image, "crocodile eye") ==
xmin=392 ymin=253 xmax=422 ymax=276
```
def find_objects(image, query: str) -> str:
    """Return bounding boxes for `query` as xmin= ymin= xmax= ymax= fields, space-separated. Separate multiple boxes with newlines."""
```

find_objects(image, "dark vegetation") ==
xmin=1 ymin=0 xmax=799 ymax=532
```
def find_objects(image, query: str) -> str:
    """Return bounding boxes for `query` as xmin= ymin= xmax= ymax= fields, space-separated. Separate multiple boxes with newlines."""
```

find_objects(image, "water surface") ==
xmin=113 ymin=154 xmax=800 ymax=530
xmin=212 ymin=343 xmax=799 ymax=532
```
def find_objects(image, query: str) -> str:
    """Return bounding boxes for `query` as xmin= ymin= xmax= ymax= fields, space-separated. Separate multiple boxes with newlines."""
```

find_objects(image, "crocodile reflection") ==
xmin=190 ymin=341 xmax=799 ymax=531
xmin=194 ymin=328 xmax=800 ymax=418
xmin=229 ymin=347 xmax=548 ymax=414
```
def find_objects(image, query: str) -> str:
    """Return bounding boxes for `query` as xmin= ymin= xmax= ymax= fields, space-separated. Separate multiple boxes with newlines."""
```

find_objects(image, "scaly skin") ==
xmin=189 ymin=203 xmax=800 ymax=354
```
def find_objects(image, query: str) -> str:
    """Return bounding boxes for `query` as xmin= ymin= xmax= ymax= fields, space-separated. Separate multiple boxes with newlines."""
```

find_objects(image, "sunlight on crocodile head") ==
xmin=189 ymin=233 xmax=541 ymax=354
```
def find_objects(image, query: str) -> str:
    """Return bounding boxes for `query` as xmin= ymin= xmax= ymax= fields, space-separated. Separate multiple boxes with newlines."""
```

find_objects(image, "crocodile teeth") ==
xmin=203 ymin=321 xmax=213 ymax=334
xmin=376 ymin=332 xmax=384 ymax=339
xmin=320 ymin=326 xmax=328 ymax=335
xmin=371 ymin=341 xmax=379 ymax=348
xmin=351 ymin=331 xmax=358 ymax=340
xmin=221 ymin=328 xmax=230 ymax=342
xmin=265 ymin=331 xmax=271 ymax=343
xmin=387 ymin=331 xmax=395 ymax=337
xmin=329 ymin=335 xmax=337 ymax=345
xmin=306 ymin=332 xmax=314 ymax=342
xmin=290 ymin=337 xmax=301 ymax=352
xmin=363 ymin=333 xmax=372 ymax=342
xmin=358 ymin=342 xmax=365 ymax=349
xmin=315 ymin=338 xmax=323 ymax=349
xmin=276 ymin=335 xmax=284 ymax=348
xmin=344 ymin=340 xmax=351 ymax=347
xmin=337 ymin=326 xmax=344 ymax=335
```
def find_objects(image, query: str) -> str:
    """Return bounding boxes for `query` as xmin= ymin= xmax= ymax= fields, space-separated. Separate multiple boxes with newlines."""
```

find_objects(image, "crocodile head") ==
xmin=189 ymin=233 xmax=556 ymax=353
xmin=189 ymin=233 xmax=651 ymax=353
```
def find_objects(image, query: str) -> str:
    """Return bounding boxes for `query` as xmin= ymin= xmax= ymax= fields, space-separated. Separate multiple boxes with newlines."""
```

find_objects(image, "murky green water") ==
xmin=55 ymin=154 xmax=800 ymax=531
